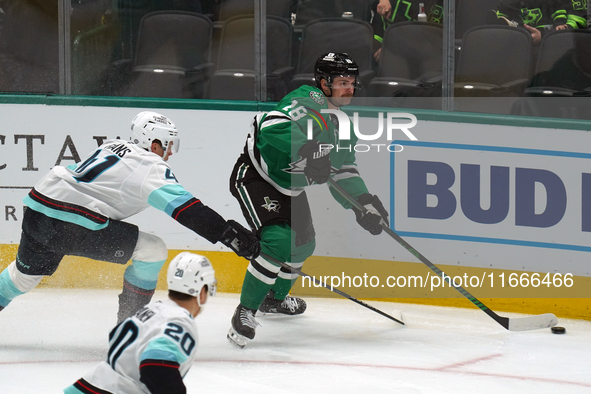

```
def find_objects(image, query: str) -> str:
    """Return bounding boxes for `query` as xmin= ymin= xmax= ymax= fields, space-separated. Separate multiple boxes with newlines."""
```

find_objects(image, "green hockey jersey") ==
xmin=246 ymin=85 xmax=369 ymax=208
xmin=496 ymin=0 xmax=587 ymax=30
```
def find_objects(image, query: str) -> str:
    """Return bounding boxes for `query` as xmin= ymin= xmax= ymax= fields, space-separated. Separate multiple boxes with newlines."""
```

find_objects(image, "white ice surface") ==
xmin=1 ymin=289 xmax=590 ymax=393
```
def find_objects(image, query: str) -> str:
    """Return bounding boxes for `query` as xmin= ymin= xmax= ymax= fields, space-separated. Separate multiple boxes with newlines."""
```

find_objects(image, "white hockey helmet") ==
xmin=130 ymin=111 xmax=180 ymax=154
xmin=167 ymin=252 xmax=217 ymax=306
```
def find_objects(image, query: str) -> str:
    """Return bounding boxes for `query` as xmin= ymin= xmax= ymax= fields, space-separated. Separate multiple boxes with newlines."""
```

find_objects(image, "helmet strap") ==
xmin=320 ymin=77 xmax=333 ymax=97
xmin=326 ymin=95 xmax=339 ymax=109
xmin=322 ymin=78 xmax=344 ymax=109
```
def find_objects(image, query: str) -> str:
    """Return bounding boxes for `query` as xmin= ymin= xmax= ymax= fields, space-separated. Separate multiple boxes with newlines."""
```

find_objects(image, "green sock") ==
xmin=271 ymin=276 xmax=295 ymax=300
xmin=240 ymin=270 xmax=274 ymax=310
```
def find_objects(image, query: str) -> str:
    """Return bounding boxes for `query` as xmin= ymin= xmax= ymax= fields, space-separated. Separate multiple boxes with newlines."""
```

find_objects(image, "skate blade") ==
xmin=258 ymin=308 xmax=304 ymax=316
xmin=227 ymin=327 xmax=250 ymax=349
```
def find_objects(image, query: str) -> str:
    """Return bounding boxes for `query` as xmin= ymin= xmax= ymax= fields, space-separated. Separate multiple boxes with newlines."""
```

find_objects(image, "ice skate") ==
xmin=258 ymin=290 xmax=306 ymax=315
xmin=227 ymin=304 xmax=260 ymax=348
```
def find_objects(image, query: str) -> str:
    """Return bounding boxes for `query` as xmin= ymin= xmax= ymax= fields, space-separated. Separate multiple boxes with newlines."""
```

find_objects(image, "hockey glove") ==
xmin=221 ymin=220 xmax=261 ymax=260
xmin=299 ymin=139 xmax=332 ymax=184
xmin=354 ymin=194 xmax=390 ymax=235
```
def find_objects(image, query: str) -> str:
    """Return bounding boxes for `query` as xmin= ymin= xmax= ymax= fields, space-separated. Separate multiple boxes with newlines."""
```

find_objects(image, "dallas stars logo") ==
xmin=309 ymin=91 xmax=325 ymax=105
xmin=283 ymin=157 xmax=337 ymax=185
xmin=262 ymin=196 xmax=281 ymax=212
xmin=284 ymin=158 xmax=307 ymax=174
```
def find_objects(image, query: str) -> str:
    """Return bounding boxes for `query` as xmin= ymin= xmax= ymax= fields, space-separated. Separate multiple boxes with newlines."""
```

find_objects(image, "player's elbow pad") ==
xmin=172 ymin=198 xmax=228 ymax=244
xmin=139 ymin=360 xmax=186 ymax=394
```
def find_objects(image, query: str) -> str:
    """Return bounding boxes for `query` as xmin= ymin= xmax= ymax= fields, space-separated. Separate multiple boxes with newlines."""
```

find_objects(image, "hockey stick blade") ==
xmin=327 ymin=178 xmax=558 ymax=332
xmin=390 ymin=309 xmax=406 ymax=324
xmin=506 ymin=313 xmax=558 ymax=331
xmin=259 ymin=252 xmax=405 ymax=326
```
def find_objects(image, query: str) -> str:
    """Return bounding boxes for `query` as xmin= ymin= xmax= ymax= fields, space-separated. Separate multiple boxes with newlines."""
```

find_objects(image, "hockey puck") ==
xmin=551 ymin=326 xmax=566 ymax=334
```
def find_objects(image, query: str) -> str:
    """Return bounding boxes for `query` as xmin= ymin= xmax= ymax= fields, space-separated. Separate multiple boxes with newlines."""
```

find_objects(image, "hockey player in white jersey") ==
xmin=0 ymin=111 xmax=259 ymax=322
xmin=64 ymin=252 xmax=216 ymax=394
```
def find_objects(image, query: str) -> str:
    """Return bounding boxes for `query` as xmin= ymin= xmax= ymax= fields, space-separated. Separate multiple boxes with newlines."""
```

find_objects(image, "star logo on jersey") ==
xmin=284 ymin=157 xmax=307 ymax=174
xmin=309 ymin=91 xmax=325 ymax=105
xmin=283 ymin=158 xmax=337 ymax=185
xmin=261 ymin=196 xmax=281 ymax=212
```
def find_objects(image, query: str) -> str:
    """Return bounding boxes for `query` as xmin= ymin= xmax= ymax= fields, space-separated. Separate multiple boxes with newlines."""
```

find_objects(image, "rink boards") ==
xmin=0 ymin=101 xmax=589 ymax=320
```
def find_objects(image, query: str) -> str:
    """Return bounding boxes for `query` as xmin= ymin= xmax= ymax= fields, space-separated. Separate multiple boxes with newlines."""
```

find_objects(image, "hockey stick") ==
xmin=259 ymin=252 xmax=405 ymax=326
xmin=327 ymin=178 xmax=558 ymax=331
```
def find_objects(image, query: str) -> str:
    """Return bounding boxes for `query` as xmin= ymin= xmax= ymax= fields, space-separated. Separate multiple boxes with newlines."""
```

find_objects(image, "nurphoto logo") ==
xmin=306 ymin=110 xmax=418 ymax=153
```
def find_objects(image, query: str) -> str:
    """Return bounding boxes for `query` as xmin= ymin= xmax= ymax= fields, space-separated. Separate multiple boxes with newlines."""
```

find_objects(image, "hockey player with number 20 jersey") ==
xmin=64 ymin=252 xmax=216 ymax=394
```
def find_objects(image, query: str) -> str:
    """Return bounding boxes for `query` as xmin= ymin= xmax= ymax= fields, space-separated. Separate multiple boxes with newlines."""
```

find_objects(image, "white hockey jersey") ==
xmin=24 ymin=140 xmax=194 ymax=230
xmin=66 ymin=299 xmax=198 ymax=394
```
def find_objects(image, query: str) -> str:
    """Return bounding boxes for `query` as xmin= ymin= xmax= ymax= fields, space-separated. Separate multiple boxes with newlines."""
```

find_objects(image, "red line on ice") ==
xmin=2 ymin=357 xmax=590 ymax=389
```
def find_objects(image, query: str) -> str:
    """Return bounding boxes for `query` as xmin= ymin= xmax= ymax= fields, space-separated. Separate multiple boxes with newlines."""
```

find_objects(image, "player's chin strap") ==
xmin=322 ymin=84 xmax=334 ymax=105
xmin=319 ymin=76 xmax=336 ymax=106
xmin=323 ymin=88 xmax=342 ymax=110
xmin=326 ymin=95 xmax=337 ymax=108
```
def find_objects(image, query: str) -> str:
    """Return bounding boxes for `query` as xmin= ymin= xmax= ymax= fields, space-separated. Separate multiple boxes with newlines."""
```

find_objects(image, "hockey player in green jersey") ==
xmin=227 ymin=53 xmax=390 ymax=348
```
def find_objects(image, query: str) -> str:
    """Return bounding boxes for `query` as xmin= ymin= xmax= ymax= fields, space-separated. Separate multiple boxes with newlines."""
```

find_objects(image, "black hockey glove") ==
xmin=220 ymin=220 xmax=261 ymax=260
xmin=353 ymin=194 xmax=390 ymax=235
xmin=299 ymin=139 xmax=332 ymax=184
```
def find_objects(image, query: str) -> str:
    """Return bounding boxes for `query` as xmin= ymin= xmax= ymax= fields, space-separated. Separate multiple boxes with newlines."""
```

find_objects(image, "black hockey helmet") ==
xmin=314 ymin=52 xmax=360 ymax=94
